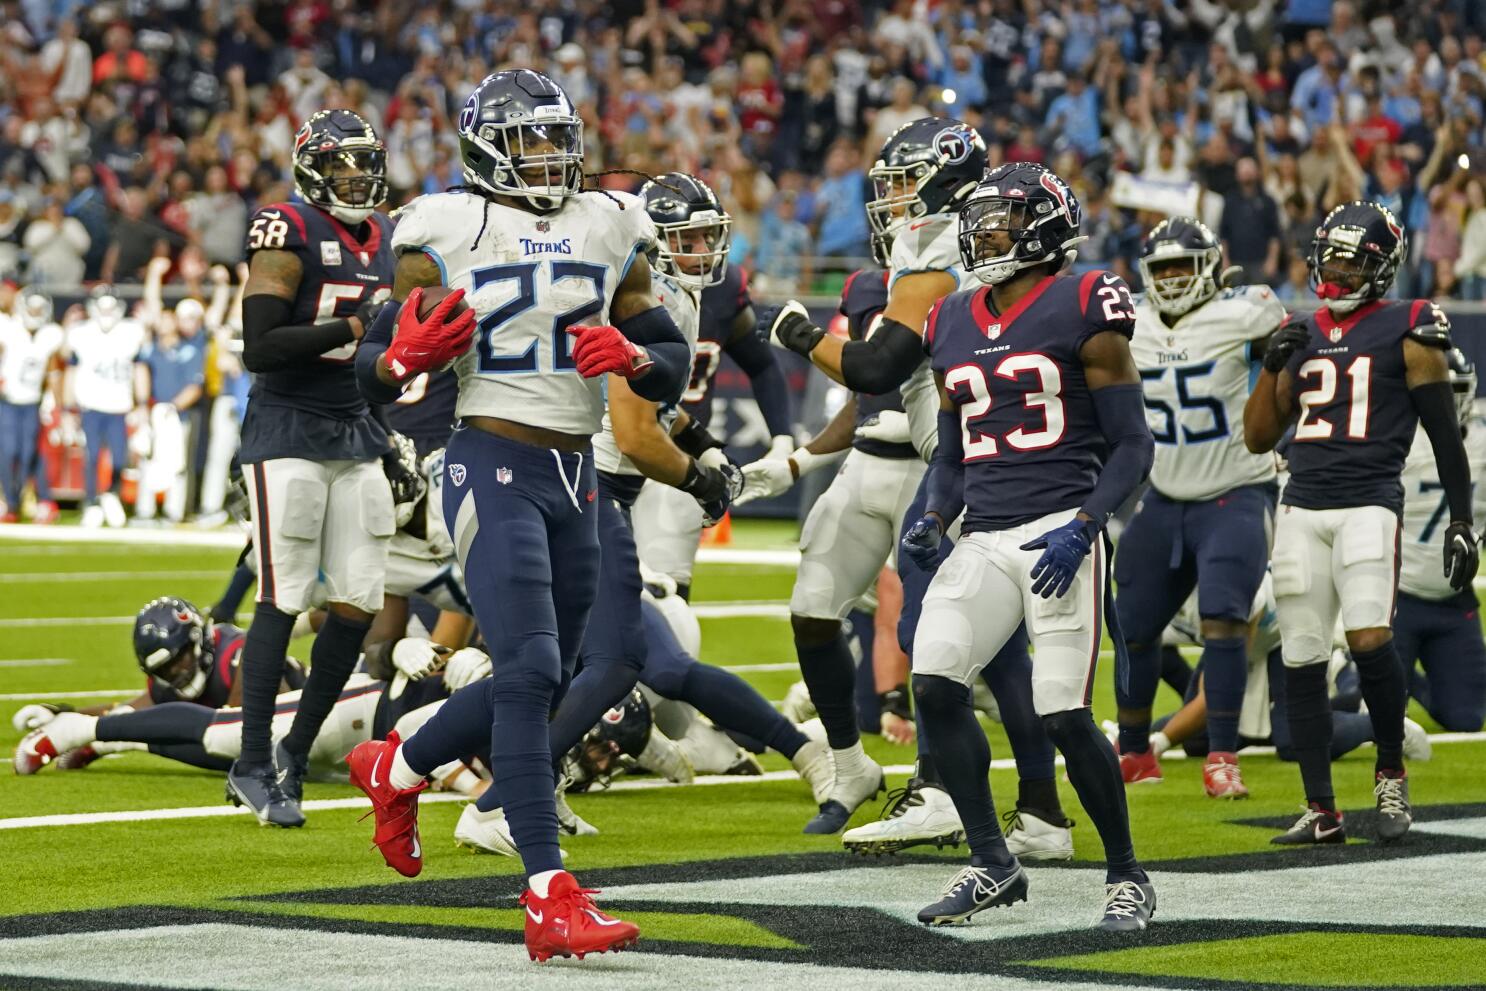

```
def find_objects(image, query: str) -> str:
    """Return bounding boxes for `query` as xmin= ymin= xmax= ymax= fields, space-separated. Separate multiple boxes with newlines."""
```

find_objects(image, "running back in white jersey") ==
xmin=391 ymin=189 xmax=657 ymax=437
xmin=1131 ymin=284 xmax=1285 ymax=500
xmin=593 ymin=268 xmax=700 ymax=477
xmin=888 ymin=212 xmax=966 ymax=462
xmin=67 ymin=318 xmax=146 ymax=415
xmin=0 ymin=316 xmax=64 ymax=405
xmin=1398 ymin=419 xmax=1486 ymax=601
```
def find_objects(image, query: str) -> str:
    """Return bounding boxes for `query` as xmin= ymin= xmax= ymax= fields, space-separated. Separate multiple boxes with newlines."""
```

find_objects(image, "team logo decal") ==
xmin=458 ymin=94 xmax=478 ymax=132
xmin=496 ymin=467 xmax=513 ymax=485
xmin=1039 ymin=172 xmax=1069 ymax=213
xmin=601 ymin=706 xmax=625 ymax=724
xmin=449 ymin=464 xmax=467 ymax=486
xmin=933 ymin=127 xmax=972 ymax=165
xmin=320 ymin=242 xmax=342 ymax=266
xmin=293 ymin=121 xmax=312 ymax=154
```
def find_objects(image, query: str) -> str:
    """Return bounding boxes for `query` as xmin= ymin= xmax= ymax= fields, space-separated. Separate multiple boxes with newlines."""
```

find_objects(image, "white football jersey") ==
xmin=1131 ymin=285 xmax=1284 ymax=500
xmin=0 ymin=316 xmax=63 ymax=405
xmin=67 ymin=318 xmax=146 ymax=415
xmin=1162 ymin=572 xmax=1281 ymax=740
xmin=888 ymin=212 xmax=966 ymax=463
xmin=392 ymin=189 xmax=657 ymax=436
xmin=1398 ymin=420 xmax=1486 ymax=601
xmin=593 ymin=268 xmax=700 ymax=477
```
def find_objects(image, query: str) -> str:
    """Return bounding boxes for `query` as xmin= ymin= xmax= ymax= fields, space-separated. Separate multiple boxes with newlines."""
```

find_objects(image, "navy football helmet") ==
xmin=866 ymin=117 xmax=987 ymax=244
xmin=1307 ymin=200 xmax=1405 ymax=313
xmin=957 ymin=162 xmax=1085 ymax=286
xmin=561 ymin=690 xmax=654 ymax=792
xmin=641 ymin=172 xmax=731 ymax=289
xmin=18 ymin=287 xmax=53 ymax=331
xmin=133 ymin=597 xmax=210 ymax=700
xmin=1138 ymin=216 xmax=1222 ymax=318
xmin=292 ymin=109 xmax=387 ymax=226
xmin=457 ymin=69 xmax=584 ymax=212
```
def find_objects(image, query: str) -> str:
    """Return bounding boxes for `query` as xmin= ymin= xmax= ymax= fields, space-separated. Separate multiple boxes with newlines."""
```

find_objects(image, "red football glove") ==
xmin=382 ymin=286 xmax=476 ymax=383
xmin=567 ymin=324 xmax=654 ymax=379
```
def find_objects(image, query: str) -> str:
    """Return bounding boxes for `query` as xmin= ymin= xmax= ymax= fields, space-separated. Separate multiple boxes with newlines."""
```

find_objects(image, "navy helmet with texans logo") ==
xmin=132 ymin=596 xmax=211 ymax=700
xmin=640 ymin=171 xmax=732 ymax=289
xmin=957 ymin=162 xmax=1085 ymax=286
xmin=1138 ymin=216 xmax=1222 ymax=318
xmin=292 ymin=109 xmax=387 ymax=226
xmin=866 ymin=116 xmax=987 ymax=244
xmin=560 ymin=690 xmax=654 ymax=792
xmin=457 ymin=68 xmax=584 ymax=213
xmin=1307 ymin=200 xmax=1405 ymax=313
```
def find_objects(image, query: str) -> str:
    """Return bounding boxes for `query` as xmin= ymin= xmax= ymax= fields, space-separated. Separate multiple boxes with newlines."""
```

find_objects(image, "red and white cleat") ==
xmin=345 ymin=731 xmax=428 ymax=877
xmin=1118 ymin=746 xmax=1162 ymax=785
xmin=522 ymin=871 xmax=640 ymax=962
xmin=14 ymin=728 xmax=58 ymax=774
xmin=55 ymin=746 xmax=102 ymax=771
xmin=31 ymin=501 xmax=60 ymax=524
xmin=1203 ymin=752 xmax=1249 ymax=799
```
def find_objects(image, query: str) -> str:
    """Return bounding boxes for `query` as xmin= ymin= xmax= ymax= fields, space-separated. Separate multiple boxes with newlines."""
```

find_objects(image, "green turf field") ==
xmin=1 ymin=522 xmax=1484 ymax=991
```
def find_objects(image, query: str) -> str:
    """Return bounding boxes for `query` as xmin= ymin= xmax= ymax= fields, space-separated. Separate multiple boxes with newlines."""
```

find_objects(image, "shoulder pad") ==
xmin=245 ymin=203 xmax=309 ymax=255
xmin=1077 ymin=270 xmax=1137 ymax=340
xmin=1406 ymin=299 xmax=1452 ymax=349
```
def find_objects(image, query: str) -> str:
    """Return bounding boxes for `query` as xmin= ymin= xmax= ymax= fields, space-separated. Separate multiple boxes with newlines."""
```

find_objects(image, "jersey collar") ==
xmin=321 ymin=208 xmax=383 ymax=264
xmin=1313 ymin=298 xmax=1385 ymax=339
xmin=970 ymin=275 xmax=1055 ymax=338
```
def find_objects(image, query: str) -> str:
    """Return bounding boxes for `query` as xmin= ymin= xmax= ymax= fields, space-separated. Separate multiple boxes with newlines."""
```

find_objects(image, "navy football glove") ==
xmin=1444 ymin=521 xmax=1480 ymax=591
xmin=681 ymin=460 xmax=744 ymax=527
xmin=1020 ymin=518 xmax=1096 ymax=598
xmin=757 ymin=300 xmax=824 ymax=357
xmin=1262 ymin=315 xmax=1310 ymax=373
xmin=901 ymin=514 xmax=945 ymax=572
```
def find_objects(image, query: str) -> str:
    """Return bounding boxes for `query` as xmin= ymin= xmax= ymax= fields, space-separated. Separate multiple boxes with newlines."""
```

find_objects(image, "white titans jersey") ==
xmin=1398 ymin=421 xmax=1486 ymax=600
xmin=889 ymin=212 xmax=966 ymax=462
xmin=1131 ymin=285 xmax=1284 ymax=500
xmin=0 ymin=317 xmax=63 ymax=405
xmin=68 ymin=318 xmax=146 ymax=414
xmin=392 ymin=189 xmax=657 ymax=436
xmin=594 ymin=268 xmax=699 ymax=477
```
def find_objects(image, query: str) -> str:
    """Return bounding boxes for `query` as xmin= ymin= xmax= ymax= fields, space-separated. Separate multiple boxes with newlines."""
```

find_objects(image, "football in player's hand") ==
xmin=411 ymin=285 xmax=473 ymax=371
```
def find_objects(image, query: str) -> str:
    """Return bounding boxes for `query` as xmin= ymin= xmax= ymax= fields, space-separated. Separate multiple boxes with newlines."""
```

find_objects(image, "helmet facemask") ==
xmin=297 ymin=144 xmax=387 ymax=226
xmin=958 ymin=195 xmax=1079 ymax=286
xmin=655 ymin=211 xmax=731 ymax=289
xmin=866 ymin=161 xmax=931 ymax=241
xmin=87 ymin=291 xmax=123 ymax=331
xmin=461 ymin=110 xmax=584 ymax=213
xmin=1140 ymin=246 xmax=1220 ymax=318
xmin=20 ymin=291 xmax=52 ymax=331
xmin=1308 ymin=237 xmax=1390 ymax=314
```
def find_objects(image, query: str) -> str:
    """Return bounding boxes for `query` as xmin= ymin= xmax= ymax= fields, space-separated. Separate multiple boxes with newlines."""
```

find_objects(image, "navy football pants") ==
xmin=1394 ymin=591 xmax=1486 ymax=731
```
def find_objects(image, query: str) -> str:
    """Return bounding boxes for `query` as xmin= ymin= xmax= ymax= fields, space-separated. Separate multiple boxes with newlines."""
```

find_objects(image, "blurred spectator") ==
xmin=1219 ymin=158 xmax=1282 ymax=285
xmin=187 ymin=166 xmax=248 ymax=268
xmin=101 ymin=187 xmax=180 ymax=285
xmin=813 ymin=141 xmax=871 ymax=263
xmin=22 ymin=197 xmax=88 ymax=287
xmin=754 ymin=191 xmax=813 ymax=293
xmin=40 ymin=18 xmax=92 ymax=106
xmin=1456 ymin=178 xmax=1486 ymax=300
xmin=0 ymin=193 xmax=23 ymax=278
xmin=867 ymin=78 xmax=928 ymax=155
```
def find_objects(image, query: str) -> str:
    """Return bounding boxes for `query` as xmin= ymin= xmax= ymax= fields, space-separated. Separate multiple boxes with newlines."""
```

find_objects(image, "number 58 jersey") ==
xmin=1130 ymin=285 xmax=1284 ymax=501
xmin=392 ymin=189 xmax=657 ymax=437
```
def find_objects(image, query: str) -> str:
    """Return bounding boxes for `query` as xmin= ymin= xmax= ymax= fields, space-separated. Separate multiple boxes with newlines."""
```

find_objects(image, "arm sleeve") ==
xmin=724 ymin=308 xmax=793 ymax=436
xmin=619 ymin=305 xmax=689 ymax=404
xmin=240 ymin=294 xmax=355 ymax=373
xmin=1413 ymin=380 xmax=1474 ymax=525
xmin=839 ymin=317 xmax=925 ymax=394
xmin=1079 ymin=383 xmax=1155 ymax=528
xmin=355 ymin=298 xmax=404 ymax=405
xmin=924 ymin=408 xmax=965 ymax=523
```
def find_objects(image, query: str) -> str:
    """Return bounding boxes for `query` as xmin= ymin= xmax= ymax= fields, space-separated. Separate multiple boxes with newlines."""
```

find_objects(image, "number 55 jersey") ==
xmin=924 ymin=269 xmax=1137 ymax=533
xmin=1130 ymin=285 xmax=1284 ymax=501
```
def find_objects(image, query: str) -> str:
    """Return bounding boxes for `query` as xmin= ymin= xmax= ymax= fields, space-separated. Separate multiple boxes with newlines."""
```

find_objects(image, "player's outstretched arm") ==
xmin=241 ymin=249 xmax=369 ymax=373
xmin=1406 ymin=333 xmax=1479 ymax=588
xmin=355 ymin=250 xmax=445 ymax=404
xmin=722 ymin=300 xmax=793 ymax=441
xmin=1243 ymin=317 xmax=1306 ymax=453
xmin=734 ymin=396 xmax=855 ymax=505
xmin=1079 ymin=331 xmax=1155 ymax=531
xmin=606 ymin=261 xmax=690 ymax=404
xmin=609 ymin=375 xmax=692 ymax=487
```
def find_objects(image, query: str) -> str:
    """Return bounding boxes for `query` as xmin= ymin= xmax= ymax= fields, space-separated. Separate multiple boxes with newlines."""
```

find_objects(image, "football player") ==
xmin=901 ymin=163 xmax=1156 ymax=930
xmin=351 ymin=69 xmax=688 ymax=960
xmin=1392 ymin=350 xmax=1486 ymax=732
xmin=0 ymin=288 xmax=64 ymax=523
xmin=229 ymin=108 xmax=398 ymax=828
xmin=1244 ymin=201 xmax=1479 ymax=845
xmin=629 ymin=180 xmax=793 ymax=600
xmin=66 ymin=286 xmax=147 ymax=528
xmin=1114 ymin=218 xmax=1285 ymax=798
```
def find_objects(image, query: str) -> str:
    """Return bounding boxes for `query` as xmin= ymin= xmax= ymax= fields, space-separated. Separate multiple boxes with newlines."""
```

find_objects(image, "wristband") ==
xmin=878 ymin=686 xmax=912 ymax=720
xmin=788 ymin=447 xmax=824 ymax=477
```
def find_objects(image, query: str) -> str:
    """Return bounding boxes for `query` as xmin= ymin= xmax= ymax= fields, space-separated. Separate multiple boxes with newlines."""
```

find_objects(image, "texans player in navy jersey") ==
xmin=901 ymin=164 xmax=1156 ymax=930
xmin=1244 ymin=201 xmax=1479 ymax=845
xmin=229 ymin=109 xmax=399 ymax=827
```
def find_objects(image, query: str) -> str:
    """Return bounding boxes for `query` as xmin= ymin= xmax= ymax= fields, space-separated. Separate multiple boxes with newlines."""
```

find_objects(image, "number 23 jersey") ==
xmin=925 ymin=270 xmax=1137 ymax=534
xmin=392 ymin=189 xmax=657 ymax=437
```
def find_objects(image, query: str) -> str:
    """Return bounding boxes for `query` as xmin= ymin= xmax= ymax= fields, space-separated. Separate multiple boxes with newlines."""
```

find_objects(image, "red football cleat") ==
xmin=56 ymin=746 xmax=101 ymax=771
xmin=13 ymin=728 xmax=58 ymax=774
xmin=1203 ymin=752 xmax=1249 ymax=799
xmin=521 ymin=871 xmax=640 ymax=962
xmin=346 ymin=731 xmax=428 ymax=877
xmin=1118 ymin=746 xmax=1162 ymax=785
xmin=31 ymin=501 xmax=59 ymax=524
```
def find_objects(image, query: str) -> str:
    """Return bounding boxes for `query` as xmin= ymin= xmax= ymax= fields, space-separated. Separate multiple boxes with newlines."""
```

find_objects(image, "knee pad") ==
xmin=912 ymin=673 xmax=971 ymax=715
xmin=1039 ymin=707 xmax=1095 ymax=748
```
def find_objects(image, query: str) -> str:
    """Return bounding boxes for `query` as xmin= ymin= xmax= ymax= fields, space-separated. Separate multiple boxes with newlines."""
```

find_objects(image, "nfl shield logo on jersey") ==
xmin=496 ymin=467 xmax=513 ymax=485
xmin=536 ymin=220 xmax=551 ymax=232
xmin=987 ymin=323 xmax=1002 ymax=339
xmin=1328 ymin=328 xmax=1344 ymax=343
xmin=320 ymin=242 xmax=342 ymax=266
xmin=449 ymin=463 xmax=467 ymax=486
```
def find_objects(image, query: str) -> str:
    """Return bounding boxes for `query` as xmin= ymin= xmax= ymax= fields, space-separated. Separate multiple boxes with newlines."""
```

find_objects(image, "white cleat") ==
xmin=13 ymin=712 xmax=99 ymax=773
xmin=454 ymin=803 xmax=567 ymax=860
xmin=790 ymin=738 xmax=834 ymax=804
xmin=100 ymin=492 xmax=126 ymax=528
xmin=780 ymin=681 xmax=817 ymax=723
xmin=1002 ymin=806 xmax=1075 ymax=861
xmin=842 ymin=778 xmax=963 ymax=854
xmin=803 ymin=751 xmax=884 ymax=834
xmin=555 ymin=776 xmax=599 ymax=836
xmin=971 ymin=680 xmax=1002 ymax=723
xmin=1403 ymin=717 xmax=1432 ymax=762
xmin=80 ymin=504 xmax=104 ymax=528
xmin=636 ymin=730 xmax=695 ymax=785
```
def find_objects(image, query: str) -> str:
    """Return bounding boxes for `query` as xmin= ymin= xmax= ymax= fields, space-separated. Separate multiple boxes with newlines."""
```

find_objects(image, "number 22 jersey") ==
xmin=925 ymin=270 xmax=1137 ymax=534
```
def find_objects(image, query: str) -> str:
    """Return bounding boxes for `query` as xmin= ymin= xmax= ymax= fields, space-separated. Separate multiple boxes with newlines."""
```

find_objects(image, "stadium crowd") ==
xmin=1 ymin=0 xmax=1485 ymax=522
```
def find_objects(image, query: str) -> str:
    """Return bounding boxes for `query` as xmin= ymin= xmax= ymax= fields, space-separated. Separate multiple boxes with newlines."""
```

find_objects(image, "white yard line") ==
xmin=692 ymin=602 xmax=791 ymax=618
xmin=0 ymin=658 xmax=71 ymax=668
xmin=0 ymin=616 xmax=136 ymax=628
xmin=0 ymin=688 xmax=137 ymax=701
xmin=722 ymin=661 xmax=799 ymax=673
xmin=0 ymin=571 xmax=225 ymax=583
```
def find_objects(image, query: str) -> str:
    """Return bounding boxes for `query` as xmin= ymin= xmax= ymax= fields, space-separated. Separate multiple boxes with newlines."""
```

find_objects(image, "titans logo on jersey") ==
xmin=926 ymin=270 xmax=1137 ymax=533
xmin=841 ymin=268 xmax=916 ymax=461
xmin=1283 ymin=299 xmax=1446 ymax=514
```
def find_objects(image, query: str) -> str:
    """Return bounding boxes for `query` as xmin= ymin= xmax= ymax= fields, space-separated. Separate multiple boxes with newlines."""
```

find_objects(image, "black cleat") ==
xmin=1098 ymin=880 xmax=1157 ymax=932
xmin=917 ymin=862 xmax=1028 ymax=926
xmin=1271 ymin=803 xmax=1346 ymax=845
xmin=227 ymin=759 xmax=305 ymax=827
xmin=1374 ymin=772 xmax=1412 ymax=843
xmin=274 ymin=741 xmax=310 ymax=805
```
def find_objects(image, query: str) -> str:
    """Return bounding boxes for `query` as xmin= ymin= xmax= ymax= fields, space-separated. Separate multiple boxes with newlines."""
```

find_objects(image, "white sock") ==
xmin=389 ymin=746 xmax=424 ymax=791
xmin=91 ymin=740 xmax=146 ymax=755
xmin=528 ymin=869 xmax=563 ymax=898
xmin=832 ymin=741 xmax=870 ymax=777
xmin=1150 ymin=731 xmax=1172 ymax=756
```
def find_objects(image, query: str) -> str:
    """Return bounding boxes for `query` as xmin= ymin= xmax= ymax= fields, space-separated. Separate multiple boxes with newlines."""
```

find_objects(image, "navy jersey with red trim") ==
xmin=842 ymin=268 xmax=916 ymax=461
xmin=386 ymin=367 xmax=458 ymax=458
xmin=1282 ymin=299 xmax=1440 ymax=514
xmin=147 ymin=623 xmax=245 ymax=709
xmin=687 ymin=264 xmax=753 ymax=426
xmin=238 ymin=202 xmax=396 ymax=463
xmin=927 ymin=270 xmax=1137 ymax=533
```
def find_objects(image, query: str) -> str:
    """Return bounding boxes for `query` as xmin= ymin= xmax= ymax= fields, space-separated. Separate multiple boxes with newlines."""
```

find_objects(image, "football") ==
xmin=414 ymin=285 xmax=473 ymax=370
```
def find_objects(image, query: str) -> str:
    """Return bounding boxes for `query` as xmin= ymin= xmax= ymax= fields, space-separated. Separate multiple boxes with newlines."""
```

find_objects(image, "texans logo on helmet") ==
xmin=934 ymin=127 xmax=972 ymax=165
xmin=601 ymin=706 xmax=625 ymax=725
xmin=1039 ymin=172 xmax=1070 ymax=213
xmin=293 ymin=121 xmax=311 ymax=153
